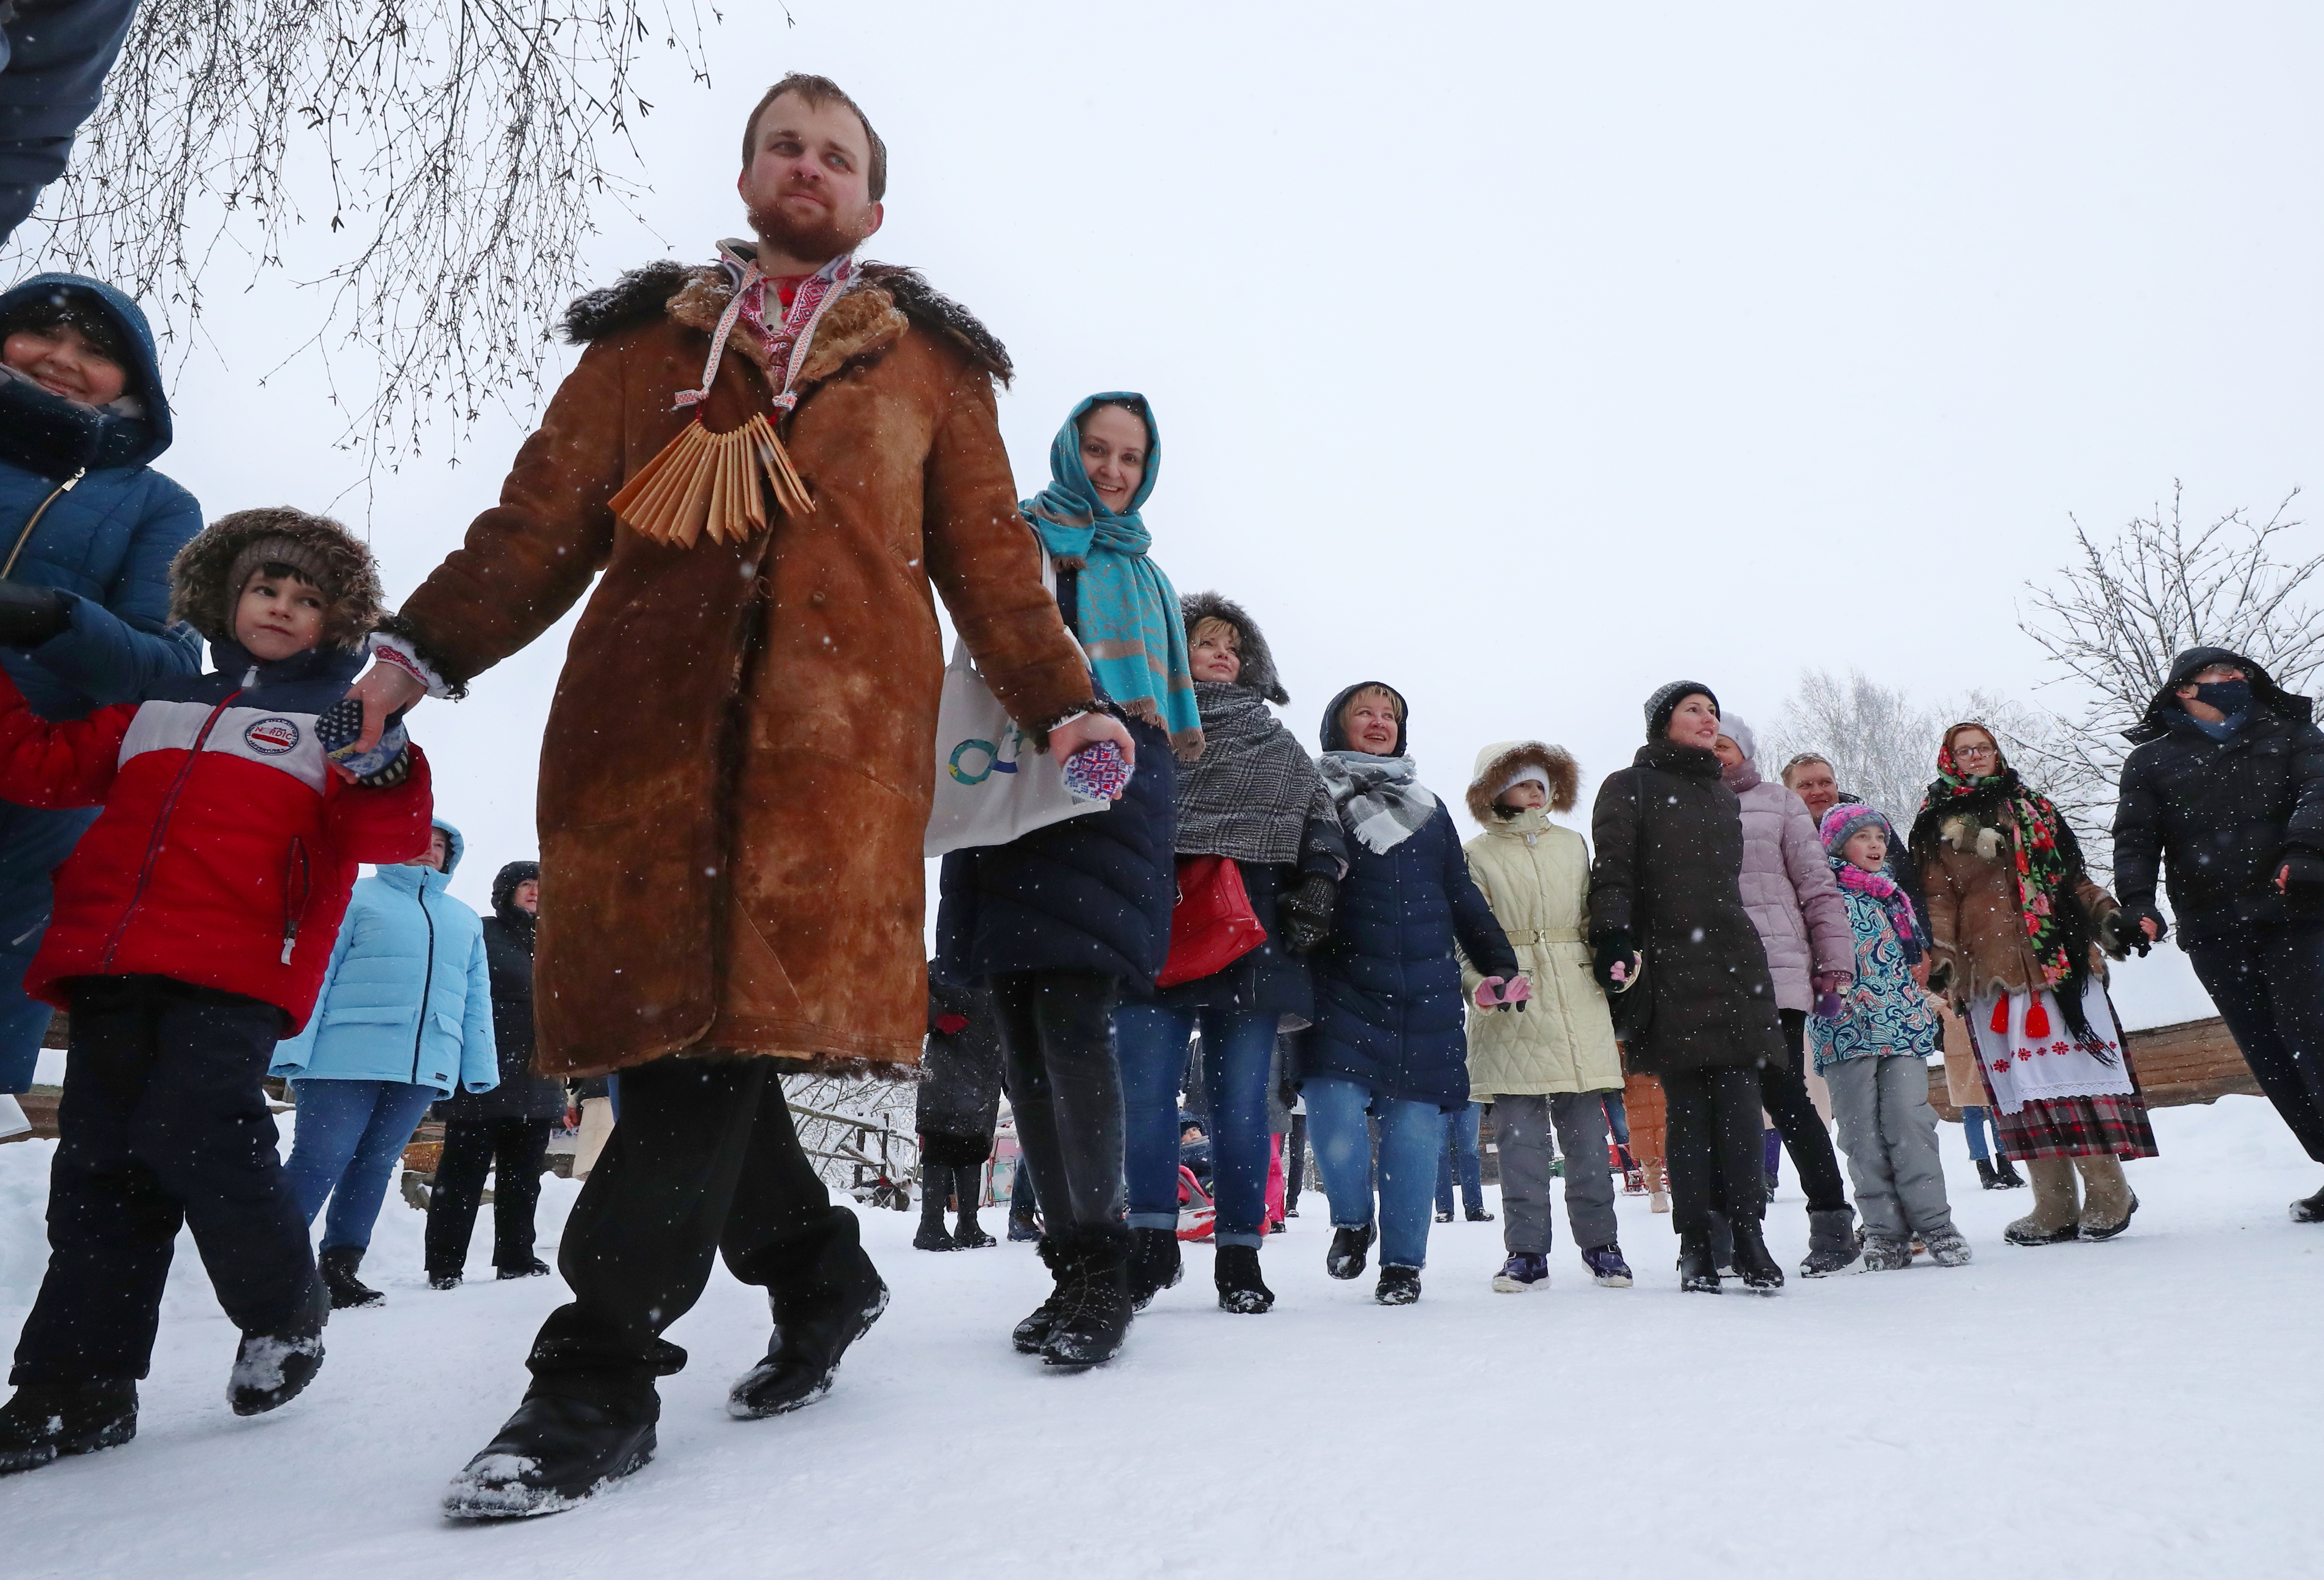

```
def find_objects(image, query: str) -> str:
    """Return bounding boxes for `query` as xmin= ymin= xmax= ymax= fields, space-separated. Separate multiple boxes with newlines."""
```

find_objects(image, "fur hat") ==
xmin=1644 ymin=680 xmax=1719 ymax=742
xmin=169 ymin=507 xmax=387 ymax=652
xmin=1179 ymin=590 xmax=1289 ymax=705
xmin=1466 ymin=740 xmax=1580 ymax=822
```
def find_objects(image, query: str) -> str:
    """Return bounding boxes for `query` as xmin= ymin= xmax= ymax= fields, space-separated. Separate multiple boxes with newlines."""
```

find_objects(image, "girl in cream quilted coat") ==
xmin=1460 ymin=742 xmax=1632 ymax=1292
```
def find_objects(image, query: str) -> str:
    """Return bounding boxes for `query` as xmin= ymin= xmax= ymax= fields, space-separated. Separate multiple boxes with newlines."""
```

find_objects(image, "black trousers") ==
xmin=1660 ymin=1065 xmax=1768 ymax=1237
xmin=13 ymin=976 xmax=313 ymax=1385
xmin=525 ymin=1057 xmax=865 ymax=1388
xmin=423 ymin=1117 xmax=553 ymax=1277
xmin=1284 ymin=1112 xmax=1308 ymax=1208
xmin=2187 ymin=924 xmax=2324 ymax=1164
xmin=1765 ymin=1009 xmax=1850 ymax=1214
xmin=990 ymin=969 xmax=1123 ymax=1232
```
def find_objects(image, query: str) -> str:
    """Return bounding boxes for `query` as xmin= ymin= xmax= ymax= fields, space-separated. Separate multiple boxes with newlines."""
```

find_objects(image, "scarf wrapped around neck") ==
xmin=1022 ymin=392 xmax=1202 ymax=759
xmin=1908 ymin=723 xmax=2100 ymax=1036
xmin=1175 ymin=681 xmax=1336 ymax=866
xmin=1317 ymin=751 xmax=1439 ymax=855
xmin=1830 ymin=859 xmax=1920 ymax=951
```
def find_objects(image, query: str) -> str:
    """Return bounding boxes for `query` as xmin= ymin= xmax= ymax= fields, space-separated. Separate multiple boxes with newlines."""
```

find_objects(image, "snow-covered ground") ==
xmin=1 ymin=1095 xmax=2317 ymax=1579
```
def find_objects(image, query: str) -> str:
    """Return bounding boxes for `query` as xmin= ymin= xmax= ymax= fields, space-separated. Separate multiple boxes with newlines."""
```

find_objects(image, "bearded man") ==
xmin=342 ymin=73 xmax=1128 ymax=1516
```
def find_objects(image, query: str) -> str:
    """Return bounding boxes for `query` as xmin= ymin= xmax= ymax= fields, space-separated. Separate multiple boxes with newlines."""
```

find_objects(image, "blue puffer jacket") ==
xmin=1299 ymin=684 xmax=1519 ymax=1111
xmin=272 ymin=820 xmax=498 ymax=1098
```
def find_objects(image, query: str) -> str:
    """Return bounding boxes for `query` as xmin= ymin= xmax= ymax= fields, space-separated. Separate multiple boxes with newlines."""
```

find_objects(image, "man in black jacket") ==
xmin=2114 ymin=647 xmax=2324 ymax=1220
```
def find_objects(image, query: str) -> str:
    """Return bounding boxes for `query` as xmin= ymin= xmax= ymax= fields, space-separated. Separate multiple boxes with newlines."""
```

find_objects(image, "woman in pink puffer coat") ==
xmin=1712 ymin=715 xmax=1864 ymax=1277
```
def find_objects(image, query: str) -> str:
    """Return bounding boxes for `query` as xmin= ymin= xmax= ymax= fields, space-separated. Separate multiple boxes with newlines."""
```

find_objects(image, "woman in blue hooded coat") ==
xmin=274 ymin=818 xmax=497 ymax=1307
xmin=1299 ymin=681 xmax=1521 ymax=1305
xmin=0 ymin=274 xmax=203 ymax=1114
xmin=938 ymin=392 xmax=1194 ymax=1370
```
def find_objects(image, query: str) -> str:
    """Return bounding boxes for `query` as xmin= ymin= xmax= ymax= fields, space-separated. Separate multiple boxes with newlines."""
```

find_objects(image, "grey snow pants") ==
xmin=1825 ymin=1055 xmax=1954 ymax=1240
xmin=1493 ymin=1092 xmax=1620 ymax=1257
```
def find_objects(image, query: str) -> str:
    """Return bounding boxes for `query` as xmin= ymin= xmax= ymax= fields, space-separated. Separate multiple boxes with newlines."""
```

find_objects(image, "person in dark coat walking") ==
xmin=1590 ymin=682 xmax=1789 ymax=1294
xmin=423 ymin=862 xmax=565 ymax=1288
xmin=915 ymin=954 xmax=1005 ymax=1253
xmin=1113 ymin=592 xmax=1346 ymax=1315
xmin=944 ymin=392 xmax=1190 ymax=1370
xmin=1299 ymin=681 xmax=1521 ymax=1306
xmin=0 ymin=273 xmax=203 ymax=1121
xmin=2114 ymin=647 xmax=2324 ymax=1220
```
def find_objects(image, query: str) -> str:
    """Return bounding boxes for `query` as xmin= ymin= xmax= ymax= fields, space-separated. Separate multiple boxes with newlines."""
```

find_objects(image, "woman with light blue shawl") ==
xmin=935 ymin=393 xmax=1198 ymax=1370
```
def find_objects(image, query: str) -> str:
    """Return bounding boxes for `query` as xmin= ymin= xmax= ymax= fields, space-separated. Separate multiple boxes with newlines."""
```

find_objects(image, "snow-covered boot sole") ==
xmin=0 ymin=1382 xmax=137 ymax=1475
xmin=1860 ymin=1236 xmax=1914 ymax=1271
xmin=951 ymin=1219 xmax=997 ymax=1249
xmin=912 ymin=1225 xmax=958 ymax=1252
xmin=442 ymin=1390 xmax=657 ymax=1520
xmin=1374 ymin=1265 xmax=1422 ymax=1305
xmin=2292 ymin=1186 xmax=2324 ymax=1224
xmin=1325 ymin=1223 xmax=1375 ymax=1281
xmin=229 ymin=1275 xmax=329 ymax=1416
xmin=1213 ymin=1245 xmax=1275 ymax=1314
xmin=1041 ymin=1227 xmax=1134 ymax=1369
xmin=726 ymin=1274 xmax=890 ymax=1419
xmin=1922 ymin=1228 xmax=1973 ymax=1266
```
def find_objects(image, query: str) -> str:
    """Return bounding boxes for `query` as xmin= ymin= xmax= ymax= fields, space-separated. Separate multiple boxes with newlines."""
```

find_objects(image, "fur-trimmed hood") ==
xmin=557 ymin=246 xmax=1013 ymax=387
xmin=1467 ymin=740 xmax=1580 ymax=823
xmin=167 ymin=507 xmax=387 ymax=651
xmin=2124 ymin=646 xmax=2313 ymax=744
xmin=1179 ymin=590 xmax=1289 ymax=705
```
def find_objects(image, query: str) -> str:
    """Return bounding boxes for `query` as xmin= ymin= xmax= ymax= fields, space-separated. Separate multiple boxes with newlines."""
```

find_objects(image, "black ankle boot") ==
xmin=1976 ymin=1157 xmax=2003 ymax=1189
xmin=443 ymin=1375 xmax=659 ymax=1519
xmin=1013 ymin=1234 xmax=1072 ymax=1353
xmin=319 ymin=1245 xmax=382 ymax=1309
xmin=1730 ymin=1217 xmax=1785 ymax=1294
xmin=0 ymin=1381 xmax=137 ymax=1476
xmin=229 ymin=1273 xmax=328 ymax=1416
xmin=1214 ymin=1244 xmax=1275 ymax=1314
xmin=1677 ymin=1231 xmax=1721 ymax=1293
xmin=951 ymin=1211 xmax=996 ymax=1250
xmin=1041 ymin=1225 xmax=1134 ymax=1370
xmin=1994 ymin=1153 xmax=2027 ymax=1188
xmin=1326 ymin=1223 xmax=1375 ymax=1280
xmin=726 ymin=1244 xmax=889 ymax=1419
xmin=1126 ymin=1225 xmax=1182 ymax=1310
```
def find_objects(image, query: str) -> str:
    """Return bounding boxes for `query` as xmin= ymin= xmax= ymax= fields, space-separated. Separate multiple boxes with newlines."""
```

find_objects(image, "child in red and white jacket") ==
xmin=0 ymin=507 xmax=432 ymax=1477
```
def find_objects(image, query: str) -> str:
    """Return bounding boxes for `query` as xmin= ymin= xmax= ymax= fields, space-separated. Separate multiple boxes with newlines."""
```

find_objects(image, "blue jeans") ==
xmin=1116 ymin=1003 xmax=1277 ymax=1248
xmin=0 ymin=801 xmax=100 ymax=1092
xmin=1304 ymin=1074 xmax=1448 ymax=1270
xmin=283 ymin=1078 xmax=439 ymax=1253
xmin=1602 ymin=1090 xmax=1631 ymax=1149
xmin=1961 ymin=1104 xmax=1995 ymax=1161
xmin=1434 ymin=1098 xmax=1485 ymax=1216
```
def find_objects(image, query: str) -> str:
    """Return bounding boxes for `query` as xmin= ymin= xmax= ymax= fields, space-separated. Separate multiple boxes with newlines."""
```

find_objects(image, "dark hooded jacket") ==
xmin=915 ymin=952 xmax=1005 ymax=1159
xmin=0 ymin=1 xmax=139 ymax=246
xmin=439 ymin=861 xmax=567 ymax=1122
xmin=2113 ymin=647 xmax=2324 ymax=945
xmin=1588 ymin=740 xmax=1787 ymax=1075
xmin=1297 ymin=682 xmax=1517 ymax=1110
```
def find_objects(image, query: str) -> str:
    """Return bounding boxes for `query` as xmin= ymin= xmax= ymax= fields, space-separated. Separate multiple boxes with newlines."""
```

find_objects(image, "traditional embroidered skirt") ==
xmin=1970 ymin=983 xmax=2158 ymax=1161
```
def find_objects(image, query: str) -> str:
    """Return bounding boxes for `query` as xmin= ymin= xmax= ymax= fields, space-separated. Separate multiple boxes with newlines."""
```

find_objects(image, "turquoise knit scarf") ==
xmin=1021 ymin=392 xmax=1202 ymax=757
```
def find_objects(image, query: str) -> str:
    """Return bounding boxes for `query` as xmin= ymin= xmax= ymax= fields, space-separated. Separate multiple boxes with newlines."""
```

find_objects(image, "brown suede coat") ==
xmin=387 ymin=256 xmax=1091 ymax=1078
xmin=1920 ymin=804 xmax=2119 ymax=1008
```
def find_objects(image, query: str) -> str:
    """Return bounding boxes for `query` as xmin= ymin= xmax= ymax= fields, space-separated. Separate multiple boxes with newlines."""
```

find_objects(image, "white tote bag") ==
xmin=923 ymin=556 xmax=1108 ymax=857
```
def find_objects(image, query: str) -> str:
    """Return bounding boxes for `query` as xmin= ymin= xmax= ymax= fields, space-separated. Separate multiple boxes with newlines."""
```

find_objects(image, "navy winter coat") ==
xmin=0 ymin=1 xmax=140 ymax=245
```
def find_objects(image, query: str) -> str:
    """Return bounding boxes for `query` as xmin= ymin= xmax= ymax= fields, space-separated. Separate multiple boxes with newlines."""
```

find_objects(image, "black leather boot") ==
xmin=0 ymin=1381 xmax=137 ymax=1476
xmin=1730 ymin=1217 xmax=1785 ymax=1295
xmin=1677 ymin=1231 xmax=1721 ymax=1294
xmin=1326 ymin=1223 xmax=1375 ymax=1280
xmin=726 ymin=1242 xmax=889 ymax=1419
xmin=1214 ymin=1244 xmax=1275 ymax=1314
xmin=1126 ymin=1225 xmax=1182 ymax=1310
xmin=443 ymin=1375 xmax=659 ymax=1519
xmin=1041 ymin=1225 xmax=1134 ymax=1370
xmin=229 ymin=1272 xmax=328 ymax=1416
xmin=1013 ymin=1234 xmax=1072 ymax=1354
xmin=320 ymin=1245 xmax=383 ymax=1309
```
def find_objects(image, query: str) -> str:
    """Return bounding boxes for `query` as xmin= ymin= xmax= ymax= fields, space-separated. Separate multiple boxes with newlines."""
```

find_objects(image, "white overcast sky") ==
xmin=48 ymin=1 xmax=2324 ymax=1026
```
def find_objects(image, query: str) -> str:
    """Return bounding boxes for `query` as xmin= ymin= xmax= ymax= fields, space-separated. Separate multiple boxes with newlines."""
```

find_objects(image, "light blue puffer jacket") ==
xmin=272 ymin=820 xmax=497 ymax=1097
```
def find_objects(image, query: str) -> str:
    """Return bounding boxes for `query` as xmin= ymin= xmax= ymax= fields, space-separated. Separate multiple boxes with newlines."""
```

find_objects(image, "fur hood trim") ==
xmin=1467 ymin=740 xmax=1580 ymax=823
xmin=168 ymin=507 xmax=386 ymax=650
xmin=1179 ymin=590 xmax=1289 ymax=705
xmin=558 ymin=255 xmax=1013 ymax=385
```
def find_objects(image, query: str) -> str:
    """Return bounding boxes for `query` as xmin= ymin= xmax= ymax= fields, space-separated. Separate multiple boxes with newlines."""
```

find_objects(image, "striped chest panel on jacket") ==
xmin=116 ymin=697 xmax=331 ymax=793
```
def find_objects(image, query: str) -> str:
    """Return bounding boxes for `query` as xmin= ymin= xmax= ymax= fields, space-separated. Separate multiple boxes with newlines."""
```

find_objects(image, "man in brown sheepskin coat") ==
xmin=340 ymin=75 xmax=1127 ymax=1516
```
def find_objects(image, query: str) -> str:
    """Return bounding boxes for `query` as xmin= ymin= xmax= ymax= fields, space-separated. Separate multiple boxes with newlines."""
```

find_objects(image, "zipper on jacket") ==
xmin=99 ymin=690 xmax=241 ymax=971
xmin=1 ymin=468 xmax=87 ymax=580
xmin=281 ymin=838 xmax=310 ymax=965
xmin=411 ymin=883 xmax=438 ymax=1084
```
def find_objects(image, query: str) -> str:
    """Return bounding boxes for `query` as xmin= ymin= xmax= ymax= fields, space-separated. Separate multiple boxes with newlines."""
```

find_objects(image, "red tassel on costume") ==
xmin=2026 ymin=1000 xmax=2051 ymax=1038
xmin=1990 ymin=998 xmax=2011 ymax=1035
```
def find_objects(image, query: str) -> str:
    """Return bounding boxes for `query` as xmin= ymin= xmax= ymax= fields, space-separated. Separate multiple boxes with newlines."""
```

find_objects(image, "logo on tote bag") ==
xmin=949 ymin=725 xmax=1032 ymax=786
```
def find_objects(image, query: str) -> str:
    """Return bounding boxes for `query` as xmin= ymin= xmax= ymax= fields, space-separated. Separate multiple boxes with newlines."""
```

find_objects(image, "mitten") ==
xmin=315 ymin=696 xmax=412 ymax=788
xmin=1283 ymin=873 xmax=1336 ymax=954
xmin=0 ymin=582 xmax=70 ymax=649
xmin=1813 ymin=991 xmax=1844 ymax=1020
xmin=1810 ymin=970 xmax=1851 ymax=997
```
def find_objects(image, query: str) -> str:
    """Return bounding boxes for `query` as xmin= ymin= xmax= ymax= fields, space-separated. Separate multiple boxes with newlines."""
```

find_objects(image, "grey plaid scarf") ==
xmin=1316 ymin=750 xmax=1439 ymax=855
xmin=1174 ymin=681 xmax=1329 ymax=865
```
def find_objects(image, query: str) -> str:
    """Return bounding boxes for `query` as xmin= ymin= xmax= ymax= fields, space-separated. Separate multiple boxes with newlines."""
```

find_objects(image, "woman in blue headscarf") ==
xmin=935 ymin=392 xmax=1197 ymax=1371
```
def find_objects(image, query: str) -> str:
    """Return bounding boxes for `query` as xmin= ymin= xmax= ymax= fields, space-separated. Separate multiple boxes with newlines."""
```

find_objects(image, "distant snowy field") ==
xmin=1 ymin=1094 xmax=2315 ymax=1579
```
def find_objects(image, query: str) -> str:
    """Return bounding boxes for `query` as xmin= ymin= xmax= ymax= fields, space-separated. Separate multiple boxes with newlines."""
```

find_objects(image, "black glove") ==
xmin=2117 ymin=902 xmax=2169 ymax=949
xmin=0 ymin=582 xmax=71 ymax=648
xmin=1925 ymin=956 xmax=1954 ymax=997
xmin=2279 ymin=853 xmax=2324 ymax=892
xmin=1591 ymin=931 xmax=1639 ymax=994
xmin=2096 ymin=909 xmax=2150 ymax=961
xmin=1283 ymin=872 xmax=1336 ymax=954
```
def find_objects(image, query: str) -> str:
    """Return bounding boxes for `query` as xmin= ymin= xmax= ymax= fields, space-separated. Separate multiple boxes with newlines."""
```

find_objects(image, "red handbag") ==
xmin=1155 ymin=855 xmax=1268 ymax=988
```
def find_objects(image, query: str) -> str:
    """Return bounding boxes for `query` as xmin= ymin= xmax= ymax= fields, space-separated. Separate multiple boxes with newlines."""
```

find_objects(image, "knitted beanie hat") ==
xmin=1820 ymin=802 xmax=1892 ymax=856
xmin=1717 ymin=712 xmax=1756 ymax=761
xmin=226 ymin=535 xmax=340 ymax=610
xmin=1644 ymin=680 xmax=1719 ymax=742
